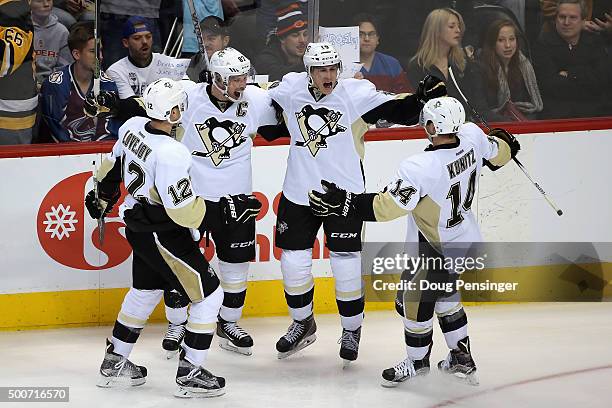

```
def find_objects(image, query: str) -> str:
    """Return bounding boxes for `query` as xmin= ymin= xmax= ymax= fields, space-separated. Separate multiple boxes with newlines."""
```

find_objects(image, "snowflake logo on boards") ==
xmin=42 ymin=204 xmax=78 ymax=240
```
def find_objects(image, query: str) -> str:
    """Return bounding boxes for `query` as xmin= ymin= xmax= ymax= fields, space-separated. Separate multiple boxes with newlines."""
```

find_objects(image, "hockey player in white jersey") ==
xmin=267 ymin=42 xmax=447 ymax=363
xmin=308 ymin=96 xmax=521 ymax=386
xmin=104 ymin=16 xmax=193 ymax=356
xmin=88 ymin=47 xmax=279 ymax=356
xmin=86 ymin=79 xmax=261 ymax=397
xmin=179 ymin=47 xmax=279 ymax=356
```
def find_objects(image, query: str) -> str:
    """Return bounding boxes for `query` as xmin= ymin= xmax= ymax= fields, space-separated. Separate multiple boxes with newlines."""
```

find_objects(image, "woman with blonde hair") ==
xmin=407 ymin=8 xmax=491 ymax=119
xmin=480 ymin=19 xmax=543 ymax=120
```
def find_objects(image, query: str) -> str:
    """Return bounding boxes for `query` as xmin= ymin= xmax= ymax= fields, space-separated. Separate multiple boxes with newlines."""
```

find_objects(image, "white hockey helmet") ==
xmin=209 ymin=47 xmax=251 ymax=101
xmin=419 ymin=97 xmax=465 ymax=140
xmin=303 ymin=42 xmax=342 ymax=83
xmin=143 ymin=78 xmax=187 ymax=124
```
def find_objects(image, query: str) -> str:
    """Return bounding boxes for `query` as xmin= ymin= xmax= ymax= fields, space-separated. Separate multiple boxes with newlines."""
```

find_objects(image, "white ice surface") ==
xmin=0 ymin=303 xmax=611 ymax=408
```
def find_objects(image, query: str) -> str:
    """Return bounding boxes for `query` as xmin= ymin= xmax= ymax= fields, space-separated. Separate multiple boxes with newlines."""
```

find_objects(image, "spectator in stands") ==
xmin=41 ymin=22 xmax=119 ymax=142
xmin=181 ymin=0 xmax=224 ymax=57
xmin=186 ymin=16 xmax=230 ymax=82
xmin=535 ymin=0 xmax=612 ymax=118
xmin=0 ymin=0 xmax=38 ymax=145
xmin=407 ymin=8 xmax=492 ymax=120
xmin=32 ymin=0 xmax=73 ymax=87
xmin=107 ymin=16 xmax=186 ymax=99
xmin=480 ymin=19 xmax=543 ymax=120
xmin=254 ymin=2 xmax=308 ymax=81
xmin=353 ymin=13 xmax=412 ymax=94
xmin=100 ymin=0 xmax=163 ymax=69
xmin=52 ymin=0 xmax=94 ymax=29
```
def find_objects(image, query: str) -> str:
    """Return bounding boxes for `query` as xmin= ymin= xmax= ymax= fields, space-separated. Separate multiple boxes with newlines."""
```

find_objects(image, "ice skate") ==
xmin=174 ymin=349 xmax=225 ymax=398
xmin=97 ymin=339 xmax=147 ymax=388
xmin=217 ymin=317 xmax=253 ymax=356
xmin=338 ymin=327 xmax=361 ymax=367
xmin=162 ymin=322 xmax=186 ymax=359
xmin=276 ymin=314 xmax=317 ymax=359
xmin=381 ymin=353 xmax=430 ymax=388
xmin=437 ymin=336 xmax=479 ymax=386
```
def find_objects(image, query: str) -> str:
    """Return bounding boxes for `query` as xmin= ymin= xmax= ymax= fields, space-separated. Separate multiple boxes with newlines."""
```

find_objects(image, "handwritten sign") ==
xmin=318 ymin=26 xmax=359 ymax=65
xmin=154 ymin=58 xmax=191 ymax=80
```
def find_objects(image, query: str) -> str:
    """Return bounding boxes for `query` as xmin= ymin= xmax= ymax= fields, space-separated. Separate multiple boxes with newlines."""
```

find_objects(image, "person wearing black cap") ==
xmin=186 ymin=16 xmax=231 ymax=83
xmin=254 ymin=2 xmax=309 ymax=81
xmin=107 ymin=16 xmax=186 ymax=99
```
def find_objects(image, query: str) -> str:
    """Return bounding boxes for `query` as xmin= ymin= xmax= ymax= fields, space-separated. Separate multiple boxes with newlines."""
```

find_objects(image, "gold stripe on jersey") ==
xmin=95 ymin=157 xmax=116 ymax=181
xmin=148 ymin=186 xmax=162 ymax=205
xmin=0 ymin=112 xmax=35 ymax=129
xmin=0 ymin=0 xmax=21 ymax=6
xmin=155 ymin=235 xmax=205 ymax=302
xmin=165 ymin=197 xmax=206 ymax=229
xmin=351 ymin=118 xmax=369 ymax=161
xmin=488 ymin=137 xmax=511 ymax=167
xmin=283 ymin=275 xmax=315 ymax=295
xmin=373 ymin=191 xmax=410 ymax=221
xmin=117 ymin=312 xmax=147 ymax=328
xmin=412 ymin=196 xmax=442 ymax=244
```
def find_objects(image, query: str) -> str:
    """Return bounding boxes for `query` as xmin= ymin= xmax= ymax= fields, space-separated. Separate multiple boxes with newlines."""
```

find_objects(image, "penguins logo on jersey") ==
xmin=192 ymin=117 xmax=247 ymax=166
xmin=295 ymin=105 xmax=346 ymax=157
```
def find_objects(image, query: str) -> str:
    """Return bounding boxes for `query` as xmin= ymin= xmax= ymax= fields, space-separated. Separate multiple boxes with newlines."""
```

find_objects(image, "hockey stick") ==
xmin=163 ymin=17 xmax=178 ymax=55
xmin=92 ymin=0 xmax=106 ymax=243
xmin=447 ymin=66 xmax=563 ymax=216
xmin=185 ymin=0 xmax=210 ymax=68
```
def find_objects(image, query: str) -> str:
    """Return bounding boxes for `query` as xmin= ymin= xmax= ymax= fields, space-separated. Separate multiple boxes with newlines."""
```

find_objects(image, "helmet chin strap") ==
xmin=213 ymin=80 xmax=243 ymax=103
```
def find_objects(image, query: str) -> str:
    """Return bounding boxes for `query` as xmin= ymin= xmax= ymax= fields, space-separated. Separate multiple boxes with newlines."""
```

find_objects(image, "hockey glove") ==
xmin=220 ymin=194 xmax=262 ymax=224
xmin=308 ymin=180 xmax=356 ymax=218
xmin=416 ymin=75 xmax=447 ymax=104
xmin=85 ymin=189 xmax=120 ymax=220
xmin=489 ymin=128 xmax=520 ymax=158
xmin=84 ymin=91 xmax=119 ymax=118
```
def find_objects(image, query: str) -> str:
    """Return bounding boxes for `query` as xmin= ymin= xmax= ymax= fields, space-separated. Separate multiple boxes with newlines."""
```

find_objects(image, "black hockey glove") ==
xmin=220 ymin=194 xmax=262 ymax=224
xmin=199 ymin=69 xmax=213 ymax=84
xmin=416 ymin=75 xmax=447 ymax=104
xmin=85 ymin=189 xmax=120 ymax=220
xmin=489 ymin=128 xmax=520 ymax=158
xmin=308 ymin=180 xmax=356 ymax=218
xmin=84 ymin=91 xmax=119 ymax=117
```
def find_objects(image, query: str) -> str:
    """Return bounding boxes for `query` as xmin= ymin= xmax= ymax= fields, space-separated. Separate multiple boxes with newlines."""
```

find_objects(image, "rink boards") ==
xmin=1 ymin=121 xmax=611 ymax=329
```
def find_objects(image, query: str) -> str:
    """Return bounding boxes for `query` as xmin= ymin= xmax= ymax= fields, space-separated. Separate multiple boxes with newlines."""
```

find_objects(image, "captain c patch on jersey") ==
xmin=295 ymin=105 xmax=346 ymax=157
xmin=192 ymin=117 xmax=247 ymax=166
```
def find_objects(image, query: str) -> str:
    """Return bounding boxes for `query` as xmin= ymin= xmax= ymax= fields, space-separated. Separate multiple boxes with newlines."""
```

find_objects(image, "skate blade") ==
xmin=277 ymin=334 xmax=317 ymax=359
xmin=165 ymin=349 xmax=180 ymax=359
xmin=218 ymin=338 xmax=253 ymax=356
xmin=96 ymin=374 xmax=146 ymax=388
xmin=174 ymin=386 xmax=225 ymax=398
xmin=342 ymin=359 xmax=355 ymax=369
xmin=380 ymin=379 xmax=404 ymax=388
xmin=441 ymin=369 xmax=479 ymax=386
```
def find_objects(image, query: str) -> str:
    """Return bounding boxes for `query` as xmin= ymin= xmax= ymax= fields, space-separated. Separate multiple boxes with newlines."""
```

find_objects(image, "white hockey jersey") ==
xmin=179 ymin=82 xmax=277 ymax=201
xmin=98 ymin=116 xmax=205 ymax=229
xmin=107 ymin=53 xmax=189 ymax=98
xmin=371 ymin=122 xmax=511 ymax=243
xmin=268 ymin=72 xmax=393 ymax=205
